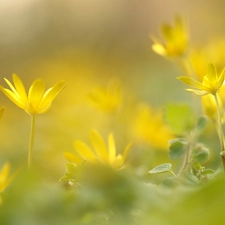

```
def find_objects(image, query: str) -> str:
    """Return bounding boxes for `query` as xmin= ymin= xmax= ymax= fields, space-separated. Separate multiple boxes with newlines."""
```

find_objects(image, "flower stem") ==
xmin=213 ymin=93 xmax=225 ymax=171
xmin=28 ymin=115 xmax=36 ymax=169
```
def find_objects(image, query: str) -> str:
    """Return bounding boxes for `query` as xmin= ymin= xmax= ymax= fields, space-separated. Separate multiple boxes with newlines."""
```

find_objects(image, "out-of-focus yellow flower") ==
xmin=0 ymin=107 xmax=5 ymax=121
xmin=191 ymin=40 xmax=225 ymax=80
xmin=152 ymin=15 xmax=188 ymax=57
xmin=132 ymin=103 xmax=175 ymax=150
xmin=0 ymin=162 xmax=17 ymax=194
xmin=0 ymin=74 xmax=65 ymax=115
xmin=64 ymin=129 xmax=132 ymax=169
xmin=88 ymin=78 xmax=122 ymax=113
xmin=177 ymin=64 xmax=225 ymax=96
xmin=201 ymin=94 xmax=223 ymax=121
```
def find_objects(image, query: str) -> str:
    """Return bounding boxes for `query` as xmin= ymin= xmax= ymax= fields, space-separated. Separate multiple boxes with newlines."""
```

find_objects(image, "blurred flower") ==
xmin=132 ymin=103 xmax=175 ymax=150
xmin=87 ymin=78 xmax=122 ymax=113
xmin=64 ymin=129 xmax=132 ymax=169
xmin=0 ymin=162 xmax=17 ymax=194
xmin=0 ymin=74 xmax=65 ymax=116
xmin=177 ymin=64 xmax=225 ymax=95
xmin=152 ymin=15 xmax=189 ymax=57
xmin=191 ymin=39 xmax=225 ymax=80
xmin=0 ymin=107 xmax=5 ymax=121
xmin=202 ymin=94 xmax=223 ymax=121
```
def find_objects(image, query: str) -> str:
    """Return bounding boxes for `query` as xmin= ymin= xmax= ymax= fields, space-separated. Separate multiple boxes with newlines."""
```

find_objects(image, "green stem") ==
xmin=213 ymin=93 xmax=225 ymax=171
xmin=28 ymin=115 xmax=36 ymax=169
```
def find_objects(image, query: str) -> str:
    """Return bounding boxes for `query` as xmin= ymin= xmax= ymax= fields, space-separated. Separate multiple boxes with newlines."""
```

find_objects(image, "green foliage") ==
xmin=149 ymin=163 xmax=174 ymax=175
xmin=191 ymin=145 xmax=210 ymax=163
xmin=169 ymin=138 xmax=187 ymax=159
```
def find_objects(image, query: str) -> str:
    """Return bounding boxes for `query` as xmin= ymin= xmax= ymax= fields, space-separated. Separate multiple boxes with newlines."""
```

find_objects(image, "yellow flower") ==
xmin=152 ymin=15 xmax=188 ymax=57
xmin=64 ymin=129 xmax=132 ymax=169
xmin=132 ymin=103 xmax=175 ymax=150
xmin=0 ymin=107 xmax=5 ymax=121
xmin=0 ymin=162 xmax=17 ymax=194
xmin=0 ymin=74 xmax=65 ymax=115
xmin=177 ymin=64 xmax=225 ymax=95
xmin=88 ymin=78 xmax=122 ymax=113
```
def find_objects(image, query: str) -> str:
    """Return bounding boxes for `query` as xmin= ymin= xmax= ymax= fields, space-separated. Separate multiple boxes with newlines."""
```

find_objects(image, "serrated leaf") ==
xmin=149 ymin=163 xmax=172 ymax=174
xmin=164 ymin=104 xmax=197 ymax=134
xmin=169 ymin=138 xmax=187 ymax=160
xmin=191 ymin=145 xmax=209 ymax=163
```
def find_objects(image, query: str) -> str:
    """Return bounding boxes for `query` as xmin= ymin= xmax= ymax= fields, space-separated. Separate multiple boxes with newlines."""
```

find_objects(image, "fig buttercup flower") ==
xmin=177 ymin=64 xmax=225 ymax=96
xmin=64 ymin=129 xmax=132 ymax=170
xmin=0 ymin=74 xmax=65 ymax=115
xmin=88 ymin=78 xmax=122 ymax=113
xmin=132 ymin=103 xmax=175 ymax=150
xmin=0 ymin=74 xmax=66 ymax=168
xmin=152 ymin=15 xmax=189 ymax=57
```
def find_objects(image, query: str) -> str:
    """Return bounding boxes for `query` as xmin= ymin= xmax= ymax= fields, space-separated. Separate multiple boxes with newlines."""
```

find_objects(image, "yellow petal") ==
xmin=90 ymin=129 xmax=108 ymax=161
xmin=0 ymin=87 xmax=25 ymax=109
xmin=73 ymin=141 xmax=95 ymax=160
xmin=12 ymin=74 xmax=27 ymax=102
xmin=38 ymin=81 xmax=65 ymax=112
xmin=28 ymin=79 xmax=45 ymax=111
xmin=64 ymin=152 xmax=83 ymax=165
xmin=0 ymin=162 xmax=10 ymax=193
xmin=0 ymin=107 xmax=5 ymax=121
xmin=217 ymin=67 xmax=225 ymax=89
xmin=122 ymin=142 xmax=132 ymax=162
xmin=152 ymin=43 xmax=167 ymax=56
xmin=108 ymin=133 xmax=116 ymax=163
xmin=186 ymin=88 xmax=209 ymax=96
xmin=177 ymin=76 xmax=210 ymax=91
xmin=206 ymin=64 xmax=217 ymax=88
xmin=111 ymin=155 xmax=123 ymax=169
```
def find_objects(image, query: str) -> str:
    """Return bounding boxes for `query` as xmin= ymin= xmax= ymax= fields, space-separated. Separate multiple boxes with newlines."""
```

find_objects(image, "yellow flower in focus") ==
xmin=152 ymin=15 xmax=188 ymax=57
xmin=0 ymin=74 xmax=65 ymax=115
xmin=177 ymin=64 xmax=225 ymax=96
xmin=132 ymin=103 xmax=175 ymax=150
xmin=64 ymin=129 xmax=132 ymax=169
xmin=88 ymin=78 xmax=122 ymax=113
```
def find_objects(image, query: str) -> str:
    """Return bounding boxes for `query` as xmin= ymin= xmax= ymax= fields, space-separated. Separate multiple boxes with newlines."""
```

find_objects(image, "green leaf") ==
xmin=169 ymin=138 xmax=187 ymax=160
xmin=149 ymin=163 xmax=173 ymax=174
xmin=196 ymin=116 xmax=208 ymax=132
xmin=191 ymin=145 xmax=210 ymax=163
xmin=201 ymin=168 xmax=215 ymax=176
xmin=164 ymin=104 xmax=197 ymax=134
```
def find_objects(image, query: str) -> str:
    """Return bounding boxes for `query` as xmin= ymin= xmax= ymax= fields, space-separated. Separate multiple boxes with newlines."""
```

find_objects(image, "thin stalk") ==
xmin=178 ymin=132 xmax=194 ymax=176
xmin=28 ymin=115 xmax=36 ymax=169
xmin=213 ymin=93 xmax=225 ymax=171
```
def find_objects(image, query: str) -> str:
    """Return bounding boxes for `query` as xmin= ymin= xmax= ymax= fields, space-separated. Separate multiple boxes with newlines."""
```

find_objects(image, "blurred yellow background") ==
xmin=0 ymin=0 xmax=225 ymax=180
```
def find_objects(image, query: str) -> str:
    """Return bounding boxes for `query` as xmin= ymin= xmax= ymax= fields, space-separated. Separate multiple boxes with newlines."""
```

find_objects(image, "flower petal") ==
xmin=12 ymin=74 xmax=27 ymax=102
xmin=152 ymin=43 xmax=167 ymax=56
xmin=186 ymin=88 xmax=209 ymax=96
xmin=38 ymin=81 xmax=65 ymax=112
xmin=206 ymin=64 xmax=217 ymax=88
xmin=0 ymin=87 xmax=25 ymax=109
xmin=64 ymin=152 xmax=83 ymax=165
xmin=28 ymin=79 xmax=45 ymax=110
xmin=177 ymin=76 xmax=210 ymax=91
xmin=108 ymin=133 xmax=116 ymax=163
xmin=90 ymin=129 xmax=108 ymax=161
xmin=73 ymin=141 xmax=95 ymax=160
xmin=122 ymin=142 xmax=132 ymax=162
